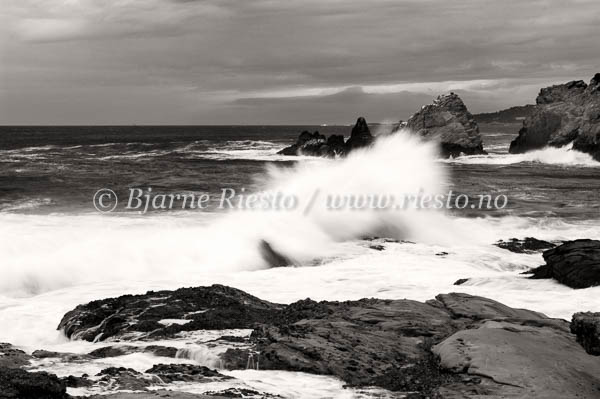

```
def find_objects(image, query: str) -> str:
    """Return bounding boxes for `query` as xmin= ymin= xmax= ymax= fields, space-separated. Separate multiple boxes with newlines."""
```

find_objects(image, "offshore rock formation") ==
xmin=405 ymin=93 xmax=486 ymax=158
xmin=277 ymin=117 xmax=373 ymax=157
xmin=57 ymin=287 xmax=600 ymax=397
xmin=509 ymin=73 xmax=600 ymax=160
xmin=344 ymin=116 xmax=374 ymax=150
xmin=527 ymin=239 xmax=600 ymax=288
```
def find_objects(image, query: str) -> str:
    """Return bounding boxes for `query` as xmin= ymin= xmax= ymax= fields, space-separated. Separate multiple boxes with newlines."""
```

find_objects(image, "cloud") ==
xmin=1 ymin=0 xmax=599 ymax=123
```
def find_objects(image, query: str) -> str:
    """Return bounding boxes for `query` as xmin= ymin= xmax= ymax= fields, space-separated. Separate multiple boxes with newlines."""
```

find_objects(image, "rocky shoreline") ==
xmin=2 ymin=238 xmax=600 ymax=398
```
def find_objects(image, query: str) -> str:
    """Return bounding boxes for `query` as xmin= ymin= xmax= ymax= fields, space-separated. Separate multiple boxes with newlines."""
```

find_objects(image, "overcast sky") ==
xmin=1 ymin=0 xmax=599 ymax=125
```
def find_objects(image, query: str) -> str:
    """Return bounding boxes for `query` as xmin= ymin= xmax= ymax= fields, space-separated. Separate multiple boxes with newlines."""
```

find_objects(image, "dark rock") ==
xmin=251 ymin=297 xmax=459 ymax=393
xmin=524 ymin=264 xmax=553 ymax=279
xmin=277 ymin=117 xmax=373 ymax=157
xmin=259 ymin=240 xmax=292 ymax=267
xmin=88 ymin=391 xmax=230 ymax=399
xmin=218 ymin=348 xmax=253 ymax=370
xmin=87 ymin=345 xmax=178 ymax=359
xmin=145 ymin=364 xmax=231 ymax=383
xmin=495 ymin=237 xmax=556 ymax=253
xmin=326 ymin=134 xmax=346 ymax=154
xmin=368 ymin=244 xmax=385 ymax=251
xmin=277 ymin=130 xmax=326 ymax=156
xmin=0 ymin=367 xmax=68 ymax=399
xmin=571 ymin=312 xmax=600 ymax=355
xmin=527 ymin=239 xmax=600 ymax=288
xmin=509 ymin=74 xmax=600 ymax=160
xmin=31 ymin=349 xmax=90 ymax=363
xmin=345 ymin=117 xmax=374 ymax=151
xmin=436 ymin=252 xmax=449 ymax=256
xmin=96 ymin=367 xmax=154 ymax=391
xmin=405 ymin=93 xmax=486 ymax=157
xmin=58 ymin=284 xmax=284 ymax=341
xmin=61 ymin=374 xmax=94 ymax=388
xmin=0 ymin=343 xmax=31 ymax=368
xmin=215 ymin=335 xmax=248 ymax=343
xmin=202 ymin=388 xmax=283 ymax=398
xmin=453 ymin=278 xmax=469 ymax=286
xmin=143 ymin=345 xmax=179 ymax=358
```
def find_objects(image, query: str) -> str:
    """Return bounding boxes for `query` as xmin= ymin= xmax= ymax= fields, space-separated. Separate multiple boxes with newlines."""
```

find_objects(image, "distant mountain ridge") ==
xmin=473 ymin=104 xmax=535 ymax=123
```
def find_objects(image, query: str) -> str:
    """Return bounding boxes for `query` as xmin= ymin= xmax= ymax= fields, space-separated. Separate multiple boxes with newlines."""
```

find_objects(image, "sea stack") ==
xmin=509 ymin=73 xmax=600 ymax=160
xmin=405 ymin=92 xmax=486 ymax=157
xmin=278 ymin=117 xmax=374 ymax=157
xmin=345 ymin=117 xmax=374 ymax=150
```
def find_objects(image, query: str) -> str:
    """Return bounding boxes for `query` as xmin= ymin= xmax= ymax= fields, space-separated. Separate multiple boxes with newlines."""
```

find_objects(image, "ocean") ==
xmin=1 ymin=123 xmax=599 ymax=398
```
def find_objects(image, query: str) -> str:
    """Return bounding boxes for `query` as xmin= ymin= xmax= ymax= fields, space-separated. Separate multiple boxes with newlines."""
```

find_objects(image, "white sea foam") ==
xmin=447 ymin=143 xmax=600 ymax=167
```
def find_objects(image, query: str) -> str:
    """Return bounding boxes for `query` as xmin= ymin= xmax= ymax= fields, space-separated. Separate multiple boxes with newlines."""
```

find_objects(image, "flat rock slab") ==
xmin=434 ymin=321 xmax=600 ymax=398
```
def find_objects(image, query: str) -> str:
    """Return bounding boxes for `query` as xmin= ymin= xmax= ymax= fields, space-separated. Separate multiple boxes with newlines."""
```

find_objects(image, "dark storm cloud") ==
xmin=1 ymin=0 xmax=599 ymax=124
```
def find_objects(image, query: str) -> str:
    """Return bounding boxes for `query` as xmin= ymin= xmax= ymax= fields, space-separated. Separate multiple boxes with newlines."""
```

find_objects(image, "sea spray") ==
xmin=0 ymin=130 xmax=451 ymax=296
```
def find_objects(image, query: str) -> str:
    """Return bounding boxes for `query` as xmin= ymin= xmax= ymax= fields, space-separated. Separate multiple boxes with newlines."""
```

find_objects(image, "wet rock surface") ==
xmin=495 ymin=237 xmax=556 ymax=253
xmin=0 ymin=367 xmax=68 ymax=399
xmin=249 ymin=293 xmax=566 ymax=395
xmin=0 ymin=343 xmax=31 ymax=368
xmin=509 ymin=73 xmax=600 ymax=160
xmin=405 ymin=93 xmax=486 ymax=157
xmin=58 ymin=284 xmax=284 ymax=341
xmin=144 ymin=363 xmax=232 ymax=383
xmin=527 ymin=239 xmax=600 ymax=288
xmin=571 ymin=312 xmax=600 ymax=355
xmin=277 ymin=117 xmax=373 ymax=157
xmin=55 ymin=286 xmax=600 ymax=397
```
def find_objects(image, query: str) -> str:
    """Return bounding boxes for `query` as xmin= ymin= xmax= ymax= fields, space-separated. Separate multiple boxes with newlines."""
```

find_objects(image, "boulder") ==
xmin=0 ymin=367 xmax=68 ymax=399
xmin=405 ymin=93 xmax=486 ymax=157
xmin=527 ymin=239 xmax=600 ymax=288
xmin=571 ymin=312 xmax=600 ymax=355
xmin=495 ymin=237 xmax=556 ymax=254
xmin=509 ymin=73 xmax=600 ymax=160
xmin=58 ymin=284 xmax=283 ymax=341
